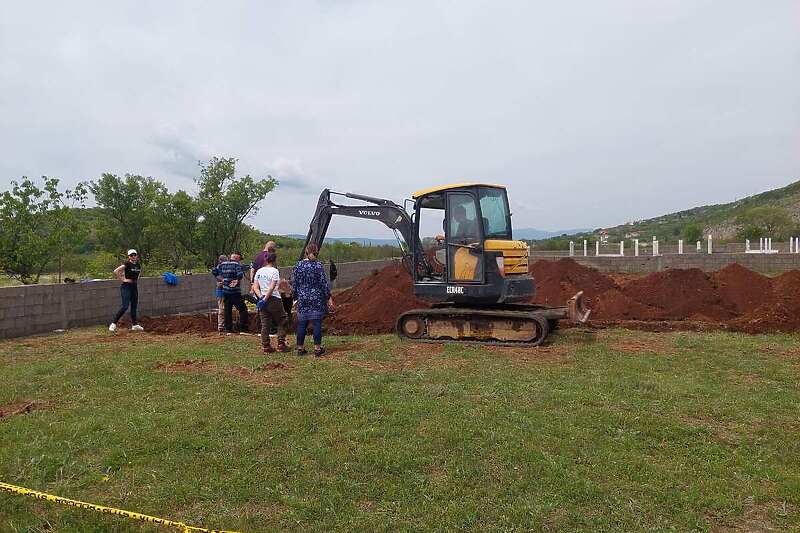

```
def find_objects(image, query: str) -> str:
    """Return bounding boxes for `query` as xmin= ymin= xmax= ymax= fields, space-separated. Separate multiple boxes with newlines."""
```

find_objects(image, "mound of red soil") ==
xmin=620 ymin=268 xmax=736 ymax=321
xmin=530 ymin=258 xmax=616 ymax=307
xmin=590 ymin=288 xmax=660 ymax=320
xmin=727 ymin=270 xmax=800 ymax=334
xmin=711 ymin=263 xmax=773 ymax=314
xmin=327 ymin=263 xmax=429 ymax=335
xmin=529 ymin=258 xmax=800 ymax=333
xmin=139 ymin=315 xmax=219 ymax=335
xmin=137 ymin=312 xmax=264 ymax=335
xmin=130 ymin=259 xmax=800 ymax=337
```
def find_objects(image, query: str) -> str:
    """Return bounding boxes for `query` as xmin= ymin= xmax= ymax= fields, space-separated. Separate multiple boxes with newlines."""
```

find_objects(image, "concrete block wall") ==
xmin=0 ymin=259 xmax=398 ymax=340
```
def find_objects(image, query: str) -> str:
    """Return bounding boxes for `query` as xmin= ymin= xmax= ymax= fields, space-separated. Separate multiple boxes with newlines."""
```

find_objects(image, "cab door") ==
xmin=446 ymin=191 xmax=484 ymax=283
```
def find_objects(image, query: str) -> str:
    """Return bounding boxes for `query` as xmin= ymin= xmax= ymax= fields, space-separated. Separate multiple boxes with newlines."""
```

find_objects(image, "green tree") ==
xmin=89 ymin=173 xmax=168 ymax=259
xmin=736 ymin=206 xmax=793 ymax=240
xmin=682 ymin=223 xmax=703 ymax=243
xmin=151 ymin=190 xmax=201 ymax=272
xmin=0 ymin=177 xmax=87 ymax=284
xmin=194 ymin=157 xmax=277 ymax=267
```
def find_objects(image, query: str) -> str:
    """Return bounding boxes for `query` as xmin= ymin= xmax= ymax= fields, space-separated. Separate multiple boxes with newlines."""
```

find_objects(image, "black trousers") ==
xmin=223 ymin=292 xmax=249 ymax=332
xmin=113 ymin=283 xmax=138 ymax=324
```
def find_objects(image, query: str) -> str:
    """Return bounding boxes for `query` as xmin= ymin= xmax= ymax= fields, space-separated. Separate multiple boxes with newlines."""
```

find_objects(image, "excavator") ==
xmin=300 ymin=183 xmax=589 ymax=346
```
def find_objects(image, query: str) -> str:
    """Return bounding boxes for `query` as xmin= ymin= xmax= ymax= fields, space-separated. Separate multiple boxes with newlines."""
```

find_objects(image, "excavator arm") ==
xmin=300 ymin=189 xmax=425 ymax=275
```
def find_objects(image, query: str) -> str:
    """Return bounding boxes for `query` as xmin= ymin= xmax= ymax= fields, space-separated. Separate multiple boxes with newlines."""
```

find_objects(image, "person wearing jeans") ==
xmin=213 ymin=252 xmax=249 ymax=333
xmin=292 ymin=244 xmax=334 ymax=357
xmin=109 ymin=249 xmax=143 ymax=332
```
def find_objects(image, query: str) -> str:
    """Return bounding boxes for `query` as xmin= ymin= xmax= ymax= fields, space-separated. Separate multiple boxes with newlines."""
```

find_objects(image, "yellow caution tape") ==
xmin=0 ymin=481 xmax=242 ymax=533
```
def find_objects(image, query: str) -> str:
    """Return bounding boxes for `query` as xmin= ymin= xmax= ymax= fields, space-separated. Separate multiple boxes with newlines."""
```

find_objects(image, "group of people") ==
xmin=212 ymin=241 xmax=335 ymax=357
xmin=107 ymin=241 xmax=336 ymax=356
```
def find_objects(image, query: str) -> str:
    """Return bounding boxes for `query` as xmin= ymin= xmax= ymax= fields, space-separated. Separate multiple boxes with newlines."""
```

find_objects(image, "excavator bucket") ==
xmin=567 ymin=291 xmax=591 ymax=323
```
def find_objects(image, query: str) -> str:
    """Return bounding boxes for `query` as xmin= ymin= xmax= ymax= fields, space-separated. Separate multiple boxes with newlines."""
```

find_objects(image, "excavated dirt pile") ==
xmin=134 ymin=259 xmax=800 ymax=336
xmin=137 ymin=314 xmax=261 ymax=335
xmin=530 ymin=259 xmax=800 ymax=333
xmin=327 ymin=263 xmax=429 ymax=335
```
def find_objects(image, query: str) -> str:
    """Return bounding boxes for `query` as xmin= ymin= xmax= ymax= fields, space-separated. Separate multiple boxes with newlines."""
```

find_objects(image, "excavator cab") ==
xmin=411 ymin=183 xmax=534 ymax=305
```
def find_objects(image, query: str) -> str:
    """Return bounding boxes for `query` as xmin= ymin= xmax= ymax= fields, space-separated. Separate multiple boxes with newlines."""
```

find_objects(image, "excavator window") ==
xmin=478 ymin=187 xmax=511 ymax=239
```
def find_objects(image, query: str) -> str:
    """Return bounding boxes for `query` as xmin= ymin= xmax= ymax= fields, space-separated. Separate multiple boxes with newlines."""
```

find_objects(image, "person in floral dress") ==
xmin=293 ymin=244 xmax=334 ymax=356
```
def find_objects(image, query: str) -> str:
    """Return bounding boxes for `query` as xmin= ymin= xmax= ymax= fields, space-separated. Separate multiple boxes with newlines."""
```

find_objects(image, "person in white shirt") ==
xmin=253 ymin=252 xmax=290 ymax=353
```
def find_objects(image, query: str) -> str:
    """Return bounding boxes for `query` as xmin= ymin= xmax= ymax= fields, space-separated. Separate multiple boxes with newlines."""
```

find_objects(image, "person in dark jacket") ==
xmin=109 ymin=249 xmax=143 ymax=332
xmin=293 ymin=244 xmax=334 ymax=356
xmin=212 ymin=252 xmax=249 ymax=334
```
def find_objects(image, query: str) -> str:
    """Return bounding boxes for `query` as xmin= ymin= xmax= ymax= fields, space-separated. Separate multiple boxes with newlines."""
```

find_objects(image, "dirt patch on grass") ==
xmin=313 ymin=342 xmax=369 ymax=358
xmin=681 ymin=415 xmax=751 ymax=446
xmin=607 ymin=335 xmax=676 ymax=356
xmin=346 ymin=343 xmax=452 ymax=372
xmin=0 ymin=400 xmax=47 ymax=420
xmin=708 ymin=498 xmax=794 ymax=532
xmin=153 ymin=359 xmax=290 ymax=385
xmin=483 ymin=343 xmax=575 ymax=364
xmin=589 ymin=319 xmax=731 ymax=333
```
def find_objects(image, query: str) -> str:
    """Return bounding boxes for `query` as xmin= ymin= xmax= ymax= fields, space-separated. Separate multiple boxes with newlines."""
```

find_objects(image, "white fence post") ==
xmin=707 ymin=234 xmax=713 ymax=254
xmin=768 ymin=237 xmax=772 ymax=251
xmin=569 ymin=241 xmax=575 ymax=256
xmin=634 ymin=239 xmax=639 ymax=257
xmin=620 ymin=241 xmax=624 ymax=256
xmin=696 ymin=241 xmax=701 ymax=252
xmin=678 ymin=239 xmax=683 ymax=254
xmin=595 ymin=241 xmax=600 ymax=256
xmin=746 ymin=239 xmax=750 ymax=252
xmin=583 ymin=240 xmax=587 ymax=257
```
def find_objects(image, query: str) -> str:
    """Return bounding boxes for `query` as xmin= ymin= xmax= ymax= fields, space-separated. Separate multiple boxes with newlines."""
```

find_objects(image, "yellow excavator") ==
xmin=301 ymin=183 xmax=589 ymax=346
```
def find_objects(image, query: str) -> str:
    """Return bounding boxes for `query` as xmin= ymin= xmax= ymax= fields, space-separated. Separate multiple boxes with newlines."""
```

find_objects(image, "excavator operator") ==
xmin=434 ymin=205 xmax=478 ymax=245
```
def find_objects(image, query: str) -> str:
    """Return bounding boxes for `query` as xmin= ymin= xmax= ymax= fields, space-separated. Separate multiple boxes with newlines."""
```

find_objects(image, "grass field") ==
xmin=1 ymin=327 xmax=799 ymax=532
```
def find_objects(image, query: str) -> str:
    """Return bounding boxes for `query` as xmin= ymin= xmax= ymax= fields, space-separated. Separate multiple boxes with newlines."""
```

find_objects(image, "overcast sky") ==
xmin=1 ymin=1 xmax=798 ymax=238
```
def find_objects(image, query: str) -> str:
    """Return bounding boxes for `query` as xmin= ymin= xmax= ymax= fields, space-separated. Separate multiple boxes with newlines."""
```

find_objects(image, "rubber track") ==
xmin=396 ymin=306 xmax=569 ymax=347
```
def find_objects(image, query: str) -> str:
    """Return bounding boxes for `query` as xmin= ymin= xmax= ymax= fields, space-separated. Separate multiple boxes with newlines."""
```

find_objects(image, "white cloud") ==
xmin=0 ymin=0 xmax=798 ymax=237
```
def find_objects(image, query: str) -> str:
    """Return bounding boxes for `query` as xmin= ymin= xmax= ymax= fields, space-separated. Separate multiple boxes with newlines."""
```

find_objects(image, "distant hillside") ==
xmin=602 ymin=179 xmax=800 ymax=241
xmin=285 ymin=234 xmax=399 ymax=246
xmin=533 ymin=178 xmax=800 ymax=249
xmin=514 ymin=227 xmax=594 ymax=240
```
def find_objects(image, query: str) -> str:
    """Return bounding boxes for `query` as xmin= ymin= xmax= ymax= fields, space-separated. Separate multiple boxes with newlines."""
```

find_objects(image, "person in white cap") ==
xmin=109 ymin=249 xmax=144 ymax=332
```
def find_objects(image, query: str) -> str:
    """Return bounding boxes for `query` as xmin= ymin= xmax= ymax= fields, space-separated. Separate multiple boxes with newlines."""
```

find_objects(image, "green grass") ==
xmin=1 ymin=328 xmax=799 ymax=531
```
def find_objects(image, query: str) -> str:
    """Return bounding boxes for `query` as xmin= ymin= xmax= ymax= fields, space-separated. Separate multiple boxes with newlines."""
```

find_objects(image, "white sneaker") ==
xmin=109 ymin=323 xmax=117 ymax=333
xmin=131 ymin=324 xmax=144 ymax=332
